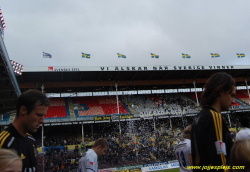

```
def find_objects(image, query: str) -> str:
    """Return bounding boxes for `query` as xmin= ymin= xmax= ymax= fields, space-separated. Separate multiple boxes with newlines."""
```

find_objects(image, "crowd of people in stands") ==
xmin=34 ymin=113 xmax=244 ymax=172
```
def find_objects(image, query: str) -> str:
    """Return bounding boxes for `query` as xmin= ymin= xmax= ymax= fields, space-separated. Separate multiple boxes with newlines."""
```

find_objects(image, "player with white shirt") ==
xmin=78 ymin=138 xmax=108 ymax=172
xmin=236 ymin=116 xmax=250 ymax=140
xmin=176 ymin=125 xmax=193 ymax=172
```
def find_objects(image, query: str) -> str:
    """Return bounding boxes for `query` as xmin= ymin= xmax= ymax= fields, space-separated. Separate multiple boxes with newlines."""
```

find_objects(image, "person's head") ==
xmin=231 ymin=139 xmax=250 ymax=171
xmin=16 ymin=89 xmax=50 ymax=134
xmin=92 ymin=138 xmax=108 ymax=157
xmin=183 ymin=125 xmax=192 ymax=139
xmin=0 ymin=149 xmax=22 ymax=172
xmin=239 ymin=116 xmax=250 ymax=128
xmin=201 ymin=72 xmax=236 ymax=112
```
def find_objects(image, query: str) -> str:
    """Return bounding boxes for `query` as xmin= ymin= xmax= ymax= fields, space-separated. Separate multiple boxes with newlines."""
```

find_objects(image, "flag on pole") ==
xmin=237 ymin=53 xmax=245 ymax=58
xmin=82 ymin=52 xmax=91 ymax=58
xmin=43 ymin=52 xmax=52 ymax=58
xmin=210 ymin=53 xmax=220 ymax=58
xmin=182 ymin=53 xmax=191 ymax=58
xmin=117 ymin=53 xmax=126 ymax=58
xmin=151 ymin=53 xmax=159 ymax=58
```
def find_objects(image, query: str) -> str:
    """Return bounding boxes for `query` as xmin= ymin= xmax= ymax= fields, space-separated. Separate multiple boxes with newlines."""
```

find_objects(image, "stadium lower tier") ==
xmin=1 ymin=92 xmax=249 ymax=123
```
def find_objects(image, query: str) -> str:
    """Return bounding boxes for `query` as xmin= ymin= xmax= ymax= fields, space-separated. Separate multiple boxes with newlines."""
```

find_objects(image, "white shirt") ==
xmin=236 ymin=128 xmax=250 ymax=140
xmin=175 ymin=139 xmax=192 ymax=172
xmin=78 ymin=149 xmax=98 ymax=172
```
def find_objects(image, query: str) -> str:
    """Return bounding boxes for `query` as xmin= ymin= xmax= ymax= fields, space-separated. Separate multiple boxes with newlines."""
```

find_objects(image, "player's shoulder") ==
xmin=196 ymin=107 xmax=216 ymax=122
xmin=85 ymin=149 xmax=97 ymax=160
xmin=0 ymin=130 xmax=14 ymax=148
xmin=26 ymin=133 xmax=36 ymax=142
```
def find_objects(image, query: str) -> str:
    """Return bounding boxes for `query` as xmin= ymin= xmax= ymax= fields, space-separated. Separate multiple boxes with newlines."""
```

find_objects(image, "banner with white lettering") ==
xmin=23 ymin=65 xmax=250 ymax=72
xmin=141 ymin=163 xmax=179 ymax=172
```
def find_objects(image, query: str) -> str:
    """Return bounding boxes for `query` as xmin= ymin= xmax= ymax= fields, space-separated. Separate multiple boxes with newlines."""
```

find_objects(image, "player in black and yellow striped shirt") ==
xmin=191 ymin=72 xmax=235 ymax=172
xmin=0 ymin=90 xmax=50 ymax=172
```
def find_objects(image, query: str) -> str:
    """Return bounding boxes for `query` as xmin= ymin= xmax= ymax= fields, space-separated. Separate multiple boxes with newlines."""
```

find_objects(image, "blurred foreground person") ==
xmin=230 ymin=139 xmax=250 ymax=172
xmin=191 ymin=72 xmax=235 ymax=171
xmin=0 ymin=149 xmax=22 ymax=172
xmin=0 ymin=89 xmax=50 ymax=172
xmin=78 ymin=138 xmax=108 ymax=172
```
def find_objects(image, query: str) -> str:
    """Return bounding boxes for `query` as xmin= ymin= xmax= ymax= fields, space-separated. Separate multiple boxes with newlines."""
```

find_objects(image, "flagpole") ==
xmin=42 ymin=53 xmax=44 ymax=66
xmin=210 ymin=57 xmax=213 ymax=66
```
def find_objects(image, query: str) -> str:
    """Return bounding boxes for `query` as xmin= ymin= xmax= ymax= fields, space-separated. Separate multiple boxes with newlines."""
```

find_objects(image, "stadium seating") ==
xmin=123 ymin=94 xmax=200 ymax=116
xmin=1 ymin=114 xmax=10 ymax=122
xmin=74 ymin=96 xmax=129 ymax=117
xmin=45 ymin=98 xmax=68 ymax=118
xmin=235 ymin=90 xmax=250 ymax=105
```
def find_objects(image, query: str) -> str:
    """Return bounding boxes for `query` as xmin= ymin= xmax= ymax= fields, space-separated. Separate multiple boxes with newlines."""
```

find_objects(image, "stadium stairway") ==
xmin=234 ymin=97 xmax=248 ymax=106
xmin=67 ymin=98 xmax=76 ymax=118
xmin=120 ymin=96 xmax=136 ymax=114
xmin=181 ymin=93 xmax=199 ymax=106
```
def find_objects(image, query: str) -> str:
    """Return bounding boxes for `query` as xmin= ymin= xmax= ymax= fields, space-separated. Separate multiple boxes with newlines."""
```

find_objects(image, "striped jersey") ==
xmin=176 ymin=139 xmax=192 ymax=172
xmin=0 ymin=124 xmax=37 ymax=172
xmin=191 ymin=107 xmax=233 ymax=171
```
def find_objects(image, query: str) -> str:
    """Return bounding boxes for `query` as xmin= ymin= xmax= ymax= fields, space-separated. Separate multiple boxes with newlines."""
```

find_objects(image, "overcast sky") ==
xmin=1 ymin=0 xmax=249 ymax=68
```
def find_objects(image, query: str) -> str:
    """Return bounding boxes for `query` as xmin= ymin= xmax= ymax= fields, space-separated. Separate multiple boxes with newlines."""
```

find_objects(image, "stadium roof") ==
xmin=18 ymin=68 xmax=250 ymax=94
xmin=0 ymin=36 xmax=21 ymax=114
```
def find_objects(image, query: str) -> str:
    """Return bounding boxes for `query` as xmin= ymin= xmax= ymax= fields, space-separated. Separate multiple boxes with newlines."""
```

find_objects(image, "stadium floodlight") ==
xmin=10 ymin=60 xmax=24 ymax=76
xmin=0 ymin=8 xmax=6 ymax=30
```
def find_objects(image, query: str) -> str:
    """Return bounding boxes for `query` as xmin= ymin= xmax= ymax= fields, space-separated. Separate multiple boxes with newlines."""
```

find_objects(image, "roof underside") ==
xmin=17 ymin=69 xmax=250 ymax=93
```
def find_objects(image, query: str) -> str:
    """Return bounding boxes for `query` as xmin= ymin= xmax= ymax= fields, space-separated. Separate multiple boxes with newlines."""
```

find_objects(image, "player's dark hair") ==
xmin=16 ymin=89 xmax=50 ymax=117
xmin=93 ymin=138 xmax=108 ymax=149
xmin=239 ymin=116 xmax=250 ymax=128
xmin=200 ymin=72 xmax=235 ymax=107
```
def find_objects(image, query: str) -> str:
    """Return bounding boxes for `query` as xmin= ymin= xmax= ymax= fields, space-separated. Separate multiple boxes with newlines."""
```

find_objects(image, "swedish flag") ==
xmin=182 ymin=53 xmax=191 ymax=59
xmin=82 ymin=52 xmax=90 ymax=58
xmin=117 ymin=53 xmax=126 ymax=58
xmin=210 ymin=53 xmax=220 ymax=58
xmin=151 ymin=53 xmax=159 ymax=58
xmin=237 ymin=53 xmax=245 ymax=58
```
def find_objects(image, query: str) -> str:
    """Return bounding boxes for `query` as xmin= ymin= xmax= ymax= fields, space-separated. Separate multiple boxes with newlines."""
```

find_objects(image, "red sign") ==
xmin=48 ymin=66 xmax=53 ymax=71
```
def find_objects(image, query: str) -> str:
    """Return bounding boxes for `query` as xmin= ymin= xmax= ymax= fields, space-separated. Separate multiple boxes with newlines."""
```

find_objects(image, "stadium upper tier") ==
xmin=1 ymin=92 xmax=249 ymax=124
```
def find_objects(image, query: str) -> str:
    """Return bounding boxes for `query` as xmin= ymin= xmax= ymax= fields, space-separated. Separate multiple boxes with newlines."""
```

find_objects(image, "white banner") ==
xmin=141 ymin=163 xmax=179 ymax=172
xmin=23 ymin=65 xmax=250 ymax=72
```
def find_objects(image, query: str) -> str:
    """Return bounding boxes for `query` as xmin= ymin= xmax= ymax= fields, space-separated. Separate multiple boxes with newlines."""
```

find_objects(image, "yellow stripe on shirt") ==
xmin=0 ymin=131 xmax=8 ymax=141
xmin=0 ymin=132 xmax=10 ymax=148
xmin=211 ymin=110 xmax=227 ymax=171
